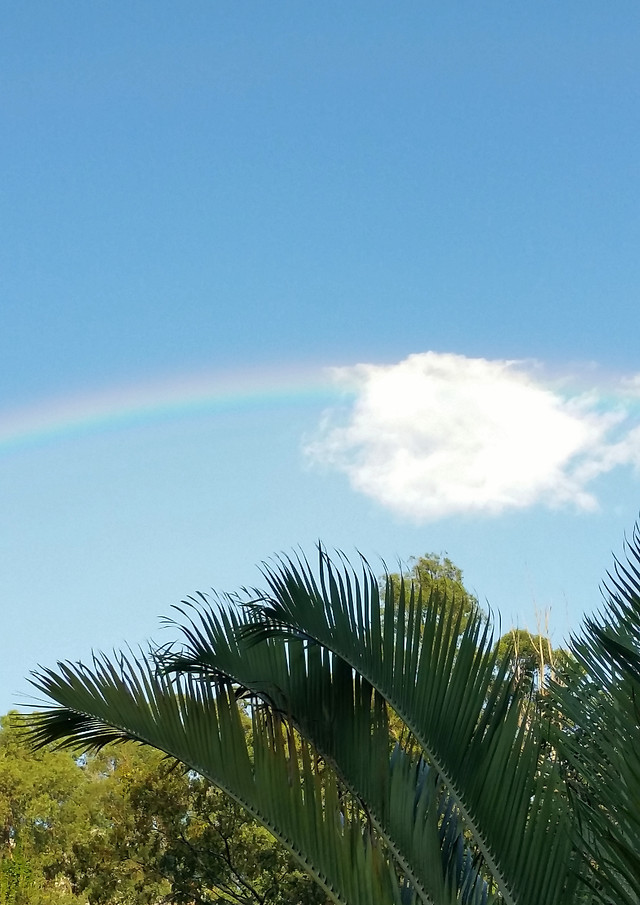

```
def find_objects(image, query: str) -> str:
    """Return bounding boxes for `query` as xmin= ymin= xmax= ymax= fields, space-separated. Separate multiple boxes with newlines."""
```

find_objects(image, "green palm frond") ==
xmin=25 ymin=653 xmax=402 ymax=905
xmin=226 ymin=547 xmax=579 ymax=905
xmin=163 ymin=598 xmax=488 ymax=905
xmin=551 ymin=527 xmax=640 ymax=905
xmin=27 ymin=535 xmax=635 ymax=905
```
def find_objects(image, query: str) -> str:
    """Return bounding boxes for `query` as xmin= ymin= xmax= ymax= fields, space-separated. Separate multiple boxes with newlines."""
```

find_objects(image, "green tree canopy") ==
xmin=385 ymin=552 xmax=479 ymax=632
xmin=0 ymin=713 xmax=326 ymax=904
xmin=494 ymin=627 xmax=567 ymax=687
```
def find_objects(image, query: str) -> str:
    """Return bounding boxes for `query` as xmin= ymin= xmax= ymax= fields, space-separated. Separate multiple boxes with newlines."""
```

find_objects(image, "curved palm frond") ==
xmin=163 ymin=597 xmax=489 ymax=905
xmin=551 ymin=527 xmax=640 ymax=905
xmin=229 ymin=548 xmax=581 ymax=905
xmin=27 ymin=535 xmax=632 ymax=905
xmin=24 ymin=653 xmax=402 ymax=905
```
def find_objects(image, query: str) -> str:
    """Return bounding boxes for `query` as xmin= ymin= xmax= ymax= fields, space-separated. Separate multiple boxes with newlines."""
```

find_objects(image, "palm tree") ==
xmin=549 ymin=527 xmax=640 ymax=905
xmin=24 ymin=532 xmax=640 ymax=905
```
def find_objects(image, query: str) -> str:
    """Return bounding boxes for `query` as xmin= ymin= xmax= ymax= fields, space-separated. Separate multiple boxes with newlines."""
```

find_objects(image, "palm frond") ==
xmin=24 ymin=652 xmax=402 ymax=905
xmin=551 ymin=526 xmax=640 ymax=905
xmin=163 ymin=598 xmax=488 ymax=905
xmin=229 ymin=547 xmax=579 ymax=905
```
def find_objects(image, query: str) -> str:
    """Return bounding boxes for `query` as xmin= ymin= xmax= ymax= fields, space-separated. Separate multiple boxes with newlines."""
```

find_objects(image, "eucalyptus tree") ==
xmin=24 ymin=531 xmax=640 ymax=905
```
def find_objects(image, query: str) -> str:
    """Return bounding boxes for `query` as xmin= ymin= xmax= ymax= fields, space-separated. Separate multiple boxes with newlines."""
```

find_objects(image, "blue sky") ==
xmin=2 ymin=3 xmax=640 ymax=712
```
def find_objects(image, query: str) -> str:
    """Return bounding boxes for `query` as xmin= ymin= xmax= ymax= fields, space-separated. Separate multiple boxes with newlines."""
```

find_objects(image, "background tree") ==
xmin=0 ymin=712 xmax=90 ymax=904
xmin=0 ymin=714 xmax=173 ymax=904
xmin=494 ymin=627 xmax=569 ymax=689
xmin=0 ymin=713 xmax=327 ymax=904
xmin=385 ymin=552 xmax=479 ymax=631
xmin=75 ymin=743 xmax=328 ymax=905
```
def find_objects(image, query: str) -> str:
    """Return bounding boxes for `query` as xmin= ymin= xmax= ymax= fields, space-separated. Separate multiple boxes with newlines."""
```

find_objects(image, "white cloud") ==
xmin=305 ymin=352 xmax=640 ymax=521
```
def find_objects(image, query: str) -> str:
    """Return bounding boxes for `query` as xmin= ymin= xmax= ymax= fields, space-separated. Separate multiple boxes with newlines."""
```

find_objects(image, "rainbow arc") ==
xmin=0 ymin=366 xmax=347 ymax=455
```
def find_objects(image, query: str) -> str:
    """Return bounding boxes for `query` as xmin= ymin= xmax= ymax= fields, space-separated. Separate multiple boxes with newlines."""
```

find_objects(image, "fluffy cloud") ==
xmin=305 ymin=352 xmax=640 ymax=521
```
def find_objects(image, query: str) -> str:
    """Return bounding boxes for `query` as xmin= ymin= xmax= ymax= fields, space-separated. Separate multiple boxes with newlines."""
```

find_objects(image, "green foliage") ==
xmin=0 ymin=712 xmax=87 ymax=904
xmin=548 ymin=528 xmax=640 ymax=905
xmin=0 ymin=845 xmax=35 ymax=905
xmin=20 ymin=528 xmax=640 ymax=905
xmin=494 ymin=627 xmax=565 ymax=688
xmin=77 ymin=745 xmax=328 ymax=905
xmin=386 ymin=552 xmax=478 ymax=631
xmin=0 ymin=713 xmax=327 ymax=904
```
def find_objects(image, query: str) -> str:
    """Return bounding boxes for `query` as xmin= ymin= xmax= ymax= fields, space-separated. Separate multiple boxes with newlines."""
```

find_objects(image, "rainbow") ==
xmin=0 ymin=365 xmax=349 ymax=456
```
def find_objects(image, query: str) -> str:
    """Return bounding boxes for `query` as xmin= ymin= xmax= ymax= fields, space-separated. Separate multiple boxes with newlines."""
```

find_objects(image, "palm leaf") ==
xmin=24 ymin=652 xmax=402 ymax=905
xmin=229 ymin=548 xmax=580 ymax=905
xmin=163 ymin=596 xmax=488 ymax=905
xmin=551 ymin=527 xmax=640 ymax=905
